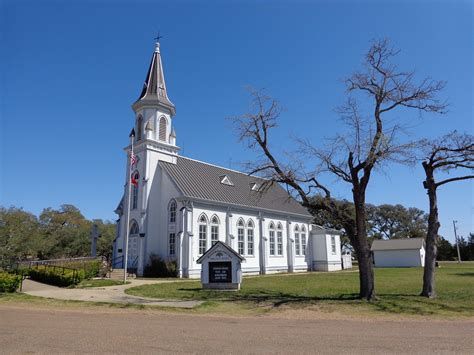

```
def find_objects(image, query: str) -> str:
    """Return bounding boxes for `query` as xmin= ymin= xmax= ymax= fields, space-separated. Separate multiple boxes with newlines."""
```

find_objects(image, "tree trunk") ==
xmin=421 ymin=167 xmax=440 ymax=298
xmin=353 ymin=187 xmax=376 ymax=301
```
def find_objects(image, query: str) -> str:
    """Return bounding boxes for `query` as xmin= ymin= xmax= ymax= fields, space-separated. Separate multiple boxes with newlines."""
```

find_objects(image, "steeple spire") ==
xmin=132 ymin=40 xmax=176 ymax=115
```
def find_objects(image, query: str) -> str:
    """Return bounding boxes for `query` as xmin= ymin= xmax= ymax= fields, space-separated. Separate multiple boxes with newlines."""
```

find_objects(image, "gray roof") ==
xmin=160 ymin=156 xmax=312 ymax=218
xmin=371 ymin=238 xmax=425 ymax=251
xmin=310 ymin=224 xmax=342 ymax=235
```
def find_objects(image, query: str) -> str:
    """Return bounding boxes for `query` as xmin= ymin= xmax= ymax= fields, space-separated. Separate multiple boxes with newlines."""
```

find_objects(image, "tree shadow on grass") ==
xmin=177 ymin=288 xmax=473 ymax=315
xmin=455 ymin=272 xmax=474 ymax=277
xmin=370 ymin=293 xmax=474 ymax=316
xmin=177 ymin=288 xmax=360 ymax=308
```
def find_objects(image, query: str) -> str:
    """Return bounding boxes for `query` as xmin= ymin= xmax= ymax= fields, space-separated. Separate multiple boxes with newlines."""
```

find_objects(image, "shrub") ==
xmin=28 ymin=265 xmax=85 ymax=287
xmin=0 ymin=272 xmax=22 ymax=293
xmin=143 ymin=254 xmax=177 ymax=278
xmin=83 ymin=260 xmax=101 ymax=279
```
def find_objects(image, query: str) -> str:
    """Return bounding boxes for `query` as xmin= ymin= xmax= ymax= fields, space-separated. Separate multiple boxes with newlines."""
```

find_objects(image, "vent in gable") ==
xmin=220 ymin=175 xmax=234 ymax=186
xmin=249 ymin=182 xmax=260 ymax=191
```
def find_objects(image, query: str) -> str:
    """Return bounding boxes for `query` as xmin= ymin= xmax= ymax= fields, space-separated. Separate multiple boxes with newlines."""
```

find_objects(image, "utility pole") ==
xmin=453 ymin=220 xmax=461 ymax=263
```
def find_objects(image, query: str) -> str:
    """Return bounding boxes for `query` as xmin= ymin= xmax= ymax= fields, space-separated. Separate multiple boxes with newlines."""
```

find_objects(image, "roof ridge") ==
xmin=168 ymin=155 xmax=270 ymax=181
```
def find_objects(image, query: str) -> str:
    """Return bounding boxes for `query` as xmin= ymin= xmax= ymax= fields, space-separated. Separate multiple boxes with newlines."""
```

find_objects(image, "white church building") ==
xmin=112 ymin=41 xmax=342 ymax=278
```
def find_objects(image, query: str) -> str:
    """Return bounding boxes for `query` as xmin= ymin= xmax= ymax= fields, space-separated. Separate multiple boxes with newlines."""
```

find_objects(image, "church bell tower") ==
xmin=118 ymin=40 xmax=179 ymax=276
xmin=131 ymin=40 xmax=178 ymax=161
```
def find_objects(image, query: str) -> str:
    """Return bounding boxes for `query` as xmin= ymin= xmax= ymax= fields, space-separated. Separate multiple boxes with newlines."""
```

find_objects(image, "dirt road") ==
xmin=0 ymin=305 xmax=472 ymax=354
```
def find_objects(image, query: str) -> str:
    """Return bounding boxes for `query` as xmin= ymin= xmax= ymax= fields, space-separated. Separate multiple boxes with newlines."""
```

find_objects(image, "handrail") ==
xmin=111 ymin=255 xmax=124 ymax=269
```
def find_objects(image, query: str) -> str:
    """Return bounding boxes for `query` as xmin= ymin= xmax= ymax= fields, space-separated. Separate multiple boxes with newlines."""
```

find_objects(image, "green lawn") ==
xmin=126 ymin=262 xmax=474 ymax=317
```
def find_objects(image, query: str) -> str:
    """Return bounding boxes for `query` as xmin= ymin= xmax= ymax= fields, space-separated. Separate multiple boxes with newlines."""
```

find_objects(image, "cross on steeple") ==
xmin=154 ymin=32 xmax=163 ymax=43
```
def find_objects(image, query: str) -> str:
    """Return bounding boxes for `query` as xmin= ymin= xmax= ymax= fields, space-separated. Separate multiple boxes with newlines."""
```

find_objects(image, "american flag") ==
xmin=130 ymin=151 xmax=137 ymax=166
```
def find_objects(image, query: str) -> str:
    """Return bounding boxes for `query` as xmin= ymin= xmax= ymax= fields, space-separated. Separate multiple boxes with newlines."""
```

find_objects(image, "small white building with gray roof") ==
xmin=112 ymin=41 xmax=342 ymax=278
xmin=371 ymin=238 xmax=425 ymax=268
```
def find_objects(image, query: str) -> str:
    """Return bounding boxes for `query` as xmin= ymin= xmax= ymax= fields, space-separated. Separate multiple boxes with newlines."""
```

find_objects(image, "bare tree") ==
xmin=230 ymin=39 xmax=446 ymax=300
xmin=420 ymin=132 xmax=474 ymax=298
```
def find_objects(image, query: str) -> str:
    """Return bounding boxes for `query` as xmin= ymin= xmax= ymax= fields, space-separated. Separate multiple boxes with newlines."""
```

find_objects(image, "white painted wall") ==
xmin=310 ymin=231 xmax=342 ymax=272
xmin=373 ymin=248 xmax=425 ymax=267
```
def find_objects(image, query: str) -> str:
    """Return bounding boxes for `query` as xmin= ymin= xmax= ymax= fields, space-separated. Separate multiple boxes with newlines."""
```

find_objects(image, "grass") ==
xmin=75 ymin=279 xmax=128 ymax=288
xmin=125 ymin=262 xmax=474 ymax=317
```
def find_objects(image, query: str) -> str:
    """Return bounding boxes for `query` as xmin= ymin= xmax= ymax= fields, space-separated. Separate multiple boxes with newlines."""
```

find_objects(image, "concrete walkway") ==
xmin=22 ymin=279 xmax=202 ymax=308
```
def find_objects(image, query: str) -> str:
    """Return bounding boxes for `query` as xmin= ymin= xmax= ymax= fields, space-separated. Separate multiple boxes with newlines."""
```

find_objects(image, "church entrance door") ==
xmin=128 ymin=236 xmax=139 ymax=268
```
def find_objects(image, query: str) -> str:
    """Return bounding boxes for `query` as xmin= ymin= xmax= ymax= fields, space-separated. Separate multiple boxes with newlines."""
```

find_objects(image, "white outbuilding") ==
xmin=310 ymin=226 xmax=342 ymax=271
xmin=371 ymin=238 xmax=425 ymax=268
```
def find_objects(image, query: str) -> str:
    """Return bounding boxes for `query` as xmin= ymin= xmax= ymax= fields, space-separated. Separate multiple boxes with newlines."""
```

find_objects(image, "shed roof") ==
xmin=196 ymin=241 xmax=245 ymax=264
xmin=160 ymin=156 xmax=312 ymax=218
xmin=371 ymin=238 xmax=425 ymax=251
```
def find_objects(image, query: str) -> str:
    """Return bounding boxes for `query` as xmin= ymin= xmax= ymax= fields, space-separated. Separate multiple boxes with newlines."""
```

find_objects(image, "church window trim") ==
xmin=210 ymin=215 xmax=220 ymax=246
xmin=198 ymin=213 xmax=208 ymax=255
xmin=331 ymin=235 xmax=337 ymax=255
xmin=131 ymin=170 xmax=139 ymax=210
xmin=129 ymin=220 xmax=139 ymax=235
xmin=301 ymin=225 xmax=307 ymax=256
xmin=159 ymin=116 xmax=167 ymax=142
xmin=269 ymin=222 xmax=276 ymax=256
xmin=169 ymin=232 xmax=176 ymax=256
xmin=136 ymin=115 xmax=143 ymax=141
xmin=247 ymin=219 xmax=255 ymax=256
xmin=237 ymin=218 xmax=245 ymax=255
xmin=294 ymin=225 xmax=301 ymax=256
xmin=169 ymin=200 xmax=177 ymax=224
xmin=276 ymin=223 xmax=283 ymax=256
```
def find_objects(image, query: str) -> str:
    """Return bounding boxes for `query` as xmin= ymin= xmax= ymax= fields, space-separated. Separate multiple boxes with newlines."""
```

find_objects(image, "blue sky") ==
xmin=1 ymin=0 xmax=472 ymax=242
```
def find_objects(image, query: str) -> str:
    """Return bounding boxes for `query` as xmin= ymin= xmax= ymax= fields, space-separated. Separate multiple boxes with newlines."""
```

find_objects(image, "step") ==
xmin=109 ymin=269 xmax=136 ymax=280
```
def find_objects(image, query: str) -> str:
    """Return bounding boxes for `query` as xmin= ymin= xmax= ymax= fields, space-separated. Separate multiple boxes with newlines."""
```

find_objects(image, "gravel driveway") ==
xmin=1 ymin=304 xmax=472 ymax=354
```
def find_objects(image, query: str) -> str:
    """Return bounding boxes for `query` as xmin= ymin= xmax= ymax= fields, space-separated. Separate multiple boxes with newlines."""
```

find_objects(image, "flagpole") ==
xmin=123 ymin=129 xmax=135 ymax=283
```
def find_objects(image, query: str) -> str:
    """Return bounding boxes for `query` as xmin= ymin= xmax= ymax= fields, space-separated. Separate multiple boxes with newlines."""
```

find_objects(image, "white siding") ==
xmin=373 ymin=248 xmax=424 ymax=267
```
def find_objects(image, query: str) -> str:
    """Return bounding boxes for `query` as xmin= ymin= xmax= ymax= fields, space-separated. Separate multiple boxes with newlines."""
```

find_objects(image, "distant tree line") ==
xmin=436 ymin=233 xmax=474 ymax=261
xmin=310 ymin=198 xmax=473 ymax=260
xmin=0 ymin=204 xmax=115 ymax=267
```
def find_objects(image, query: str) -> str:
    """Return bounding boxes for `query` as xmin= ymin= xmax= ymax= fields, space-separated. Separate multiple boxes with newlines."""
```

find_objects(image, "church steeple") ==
xmin=132 ymin=41 xmax=176 ymax=116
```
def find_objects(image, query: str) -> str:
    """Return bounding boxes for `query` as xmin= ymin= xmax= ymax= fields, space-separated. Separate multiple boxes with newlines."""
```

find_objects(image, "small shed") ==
xmin=197 ymin=241 xmax=245 ymax=290
xmin=310 ymin=225 xmax=342 ymax=271
xmin=371 ymin=238 xmax=425 ymax=268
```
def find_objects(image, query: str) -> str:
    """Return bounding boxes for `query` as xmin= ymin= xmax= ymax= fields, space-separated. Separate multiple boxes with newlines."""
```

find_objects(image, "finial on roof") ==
xmin=154 ymin=32 xmax=163 ymax=52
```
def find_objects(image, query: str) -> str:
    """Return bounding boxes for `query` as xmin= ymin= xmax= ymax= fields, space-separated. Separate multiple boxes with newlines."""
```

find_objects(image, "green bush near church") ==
xmin=143 ymin=254 xmax=177 ymax=278
xmin=28 ymin=265 xmax=85 ymax=287
xmin=0 ymin=272 xmax=22 ymax=293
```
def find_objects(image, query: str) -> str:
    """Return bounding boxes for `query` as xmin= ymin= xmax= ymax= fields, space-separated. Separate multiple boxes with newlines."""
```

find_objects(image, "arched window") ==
xmin=131 ymin=171 xmax=139 ymax=210
xmin=130 ymin=220 xmax=139 ymax=235
xmin=247 ymin=219 xmax=254 ymax=256
xmin=169 ymin=200 xmax=177 ymax=223
xmin=276 ymin=223 xmax=283 ymax=256
xmin=237 ymin=218 xmax=245 ymax=255
xmin=168 ymin=200 xmax=177 ymax=257
xmin=136 ymin=115 xmax=143 ymax=141
xmin=294 ymin=225 xmax=301 ymax=256
xmin=301 ymin=226 xmax=307 ymax=256
xmin=269 ymin=222 xmax=276 ymax=256
xmin=159 ymin=116 xmax=167 ymax=142
xmin=210 ymin=215 xmax=219 ymax=246
xmin=198 ymin=214 xmax=208 ymax=255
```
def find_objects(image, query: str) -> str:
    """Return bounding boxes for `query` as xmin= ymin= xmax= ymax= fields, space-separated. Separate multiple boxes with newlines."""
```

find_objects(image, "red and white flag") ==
xmin=130 ymin=151 xmax=137 ymax=166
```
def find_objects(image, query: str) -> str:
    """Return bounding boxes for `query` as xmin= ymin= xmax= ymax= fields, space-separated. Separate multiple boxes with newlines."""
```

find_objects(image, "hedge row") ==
xmin=143 ymin=254 xmax=177 ymax=278
xmin=0 ymin=272 xmax=22 ymax=292
xmin=28 ymin=265 xmax=85 ymax=287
